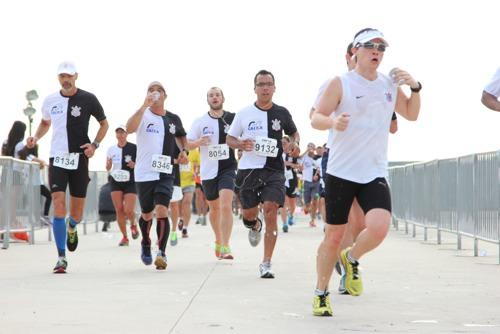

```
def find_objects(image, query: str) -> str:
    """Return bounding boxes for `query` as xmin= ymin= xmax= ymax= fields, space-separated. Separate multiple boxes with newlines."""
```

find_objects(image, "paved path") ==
xmin=1 ymin=216 xmax=499 ymax=333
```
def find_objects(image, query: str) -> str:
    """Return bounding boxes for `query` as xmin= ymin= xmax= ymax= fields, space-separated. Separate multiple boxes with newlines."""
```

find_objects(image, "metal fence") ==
xmin=1 ymin=157 xmax=41 ymax=249
xmin=1 ymin=155 xmax=110 ymax=249
xmin=388 ymin=151 xmax=500 ymax=263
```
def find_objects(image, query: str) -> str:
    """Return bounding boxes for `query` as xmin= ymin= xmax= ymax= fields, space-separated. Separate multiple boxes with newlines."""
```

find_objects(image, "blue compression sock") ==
xmin=52 ymin=217 xmax=66 ymax=256
xmin=68 ymin=217 xmax=79 ymax=229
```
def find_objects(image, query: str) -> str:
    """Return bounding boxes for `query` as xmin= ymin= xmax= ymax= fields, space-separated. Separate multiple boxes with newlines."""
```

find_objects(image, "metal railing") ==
xmin=388 ymin=151 xmax=500 ymax=263
xmin=1 ymin=157 xmax=41 ymax=249
xmin=1 ymin=155 xmax=110 ymax=249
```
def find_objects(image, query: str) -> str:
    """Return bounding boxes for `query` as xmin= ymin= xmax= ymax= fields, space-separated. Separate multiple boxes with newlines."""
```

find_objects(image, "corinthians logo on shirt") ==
xmin=70 ymin=105 xmax=81 ymax=117
xmin=271 ymin=119 xmax=281 ymax=131
xmin=124 ymin=155 xmax=132 ymax=163
xmin=247 ymin=121 xmax=263 ymax=131
xmin=224 ymin=124 xmax=230 ymax=133
xmin=169 ymin=123 xmax=176 ymax=134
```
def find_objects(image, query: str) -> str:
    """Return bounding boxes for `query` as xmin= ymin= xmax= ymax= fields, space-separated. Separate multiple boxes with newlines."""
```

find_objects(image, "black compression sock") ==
xmin=139 ymin=217 xmax=152 ymax=247
xmin=156 ymin=217 xmax=170 ymax=253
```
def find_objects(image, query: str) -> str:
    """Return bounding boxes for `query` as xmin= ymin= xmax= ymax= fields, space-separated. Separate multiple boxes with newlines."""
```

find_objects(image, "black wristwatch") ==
xmin=92 ymin=141 xmax=100 ymax=149
xmin=410 ymin=82 xmax=422 ymax=93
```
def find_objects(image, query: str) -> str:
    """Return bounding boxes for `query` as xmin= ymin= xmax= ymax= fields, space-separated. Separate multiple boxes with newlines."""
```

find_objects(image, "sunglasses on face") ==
xmin=359 ymin=42 xmax=387 ymax=52
xmin=255 ymin=82 xmax=274 ymax=87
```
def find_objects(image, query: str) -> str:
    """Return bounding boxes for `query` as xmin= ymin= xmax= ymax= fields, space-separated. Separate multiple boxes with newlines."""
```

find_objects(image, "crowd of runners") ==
xmin=7 ymin=26 xmax=454 ymax=317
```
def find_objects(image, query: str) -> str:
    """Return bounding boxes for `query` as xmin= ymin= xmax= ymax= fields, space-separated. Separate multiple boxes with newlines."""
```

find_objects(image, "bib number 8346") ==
xmin=151 ymin=154 xmax=173 ymax=174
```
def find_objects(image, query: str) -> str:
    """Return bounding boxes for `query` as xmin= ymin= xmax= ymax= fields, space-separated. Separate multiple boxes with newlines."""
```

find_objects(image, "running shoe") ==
xmin=67 ymin=225 xmax=78 ymax=252
xmin=141 ymin=246 xmax=153 ymax=266
xmin=340 ymin=247 xmax=363 ymax=296
xmin=118 ymin=237 xmax=129 ymax=246
xmin=248 ymin=220 xmax=262 ymax=247
xmin=53 ymin=257 xmax=68 ymax=274
xmin=201 ymin=216 xmax=207 ymax=226
xmin=287 ymin=215 xmax=294 ymax=226
xmin=130 ymin=224 xmax=139 ymax=240
xmin=195 ymin=217 xmax=201 ymax=225
xmin=154 ymin=251 xmax=167 ymax=270
xmin=102 ymin=221 xmax=110 ymax=232
xmin=309 ymin=220 xmax=317 ymax=228
xmin=219 ymin=246 xmax=234 ymax=260
xmin=259 ymin=262 xmax=274 ymax=279
xmin=182 ymin=228 xmax=188 ymax=238
xmin=170 ymin=231 xmax=178 ymax=246
xmin=282 ymin=223 xmax=289 ymax=233
xmin=178 ymin=219 xmax=184 ymax=231
xmin=215 ymin=243 xmax=222 ymax=258
xmin=312 ymin=292 xmax=333 ymax=316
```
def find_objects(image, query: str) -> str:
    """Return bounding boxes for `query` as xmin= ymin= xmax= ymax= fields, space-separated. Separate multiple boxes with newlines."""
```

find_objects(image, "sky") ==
xmin=1 ymin=0 xmax=499 ymax=171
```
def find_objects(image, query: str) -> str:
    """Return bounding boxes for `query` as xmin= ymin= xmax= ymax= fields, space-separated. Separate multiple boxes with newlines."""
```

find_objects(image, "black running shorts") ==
xmin=49 ymin=155 xmax=90 ymax=198
xmin=110 ymin=179 xmax=137 ymax=194
xmin=235 ymin=168 xmax=285 ymax=209
xmin=324 ymin=174 xmax=391 ymax=225
xmin=136 ymin=177 xmax=174 ymax=213
xmin=285 ymin=176 xmax=297 ymax=198
xmin=202 ymin=169 xmax=236 ymax=201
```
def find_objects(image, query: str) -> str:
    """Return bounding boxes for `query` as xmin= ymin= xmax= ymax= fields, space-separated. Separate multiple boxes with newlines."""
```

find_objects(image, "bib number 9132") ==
xmin=254 ymin=137 xmax=278 ymax=157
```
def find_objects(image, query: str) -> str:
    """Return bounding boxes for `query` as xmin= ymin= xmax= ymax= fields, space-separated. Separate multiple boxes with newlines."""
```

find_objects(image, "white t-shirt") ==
xmin=484 ymin=68 xmax=500 ymax=98
xmin=14 ymin=141 xmax=24 ymax=159
xmin=227 ymin=103 xmax=297 ymax=171
xmin=326 ymin=71 xmax=397 ymax=183
xmin=41 ymin=89 xmax=105 ymax=157
xmin=134 ymin=109 xmax=186 ymax=182
xmin=301 ymin=154 xmax=321 ymax=182
xmin=186 ymin=111 xmax=237 ymax=180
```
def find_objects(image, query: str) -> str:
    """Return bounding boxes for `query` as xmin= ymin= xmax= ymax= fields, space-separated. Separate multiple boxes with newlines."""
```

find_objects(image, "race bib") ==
xmin=285 ymin=169 xmax=293 ymax=180
xmin=111 ymin=169 xmax=130 ymax=182
xmin=151 ymin=154 xmax=173 ymax=174
xmin=53 ymin=153 xmax=79 ymax=170
xmin=180 ymin=162 xmax=191 ymax=172
xmin=254 ymin=137 xmax=278 ymax=157
xmin=208 ymin=144 xmax=230 ymax=160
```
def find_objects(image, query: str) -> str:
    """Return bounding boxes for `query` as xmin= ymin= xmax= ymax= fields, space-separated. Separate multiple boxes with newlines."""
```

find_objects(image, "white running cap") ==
xmin=57 ymin=61 xmax=77 ymax=75
xmin=353 ymin=29 xmax=389 ymax=47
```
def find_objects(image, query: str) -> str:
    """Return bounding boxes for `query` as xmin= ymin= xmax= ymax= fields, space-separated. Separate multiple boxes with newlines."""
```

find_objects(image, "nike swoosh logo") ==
xmin=355 ymin=95 xmax=364 ymax=99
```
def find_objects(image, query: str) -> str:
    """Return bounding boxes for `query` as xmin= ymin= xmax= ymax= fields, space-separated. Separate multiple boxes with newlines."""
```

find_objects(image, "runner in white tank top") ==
xmin=310 ymin=28 xmax=422 ymax=317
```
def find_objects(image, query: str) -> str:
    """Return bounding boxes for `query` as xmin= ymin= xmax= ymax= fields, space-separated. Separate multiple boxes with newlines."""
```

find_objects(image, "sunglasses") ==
xmin=358 ymin=42 xmax=387 ymax=52
xmin=255 ymin=82 xmax=274 ymax=87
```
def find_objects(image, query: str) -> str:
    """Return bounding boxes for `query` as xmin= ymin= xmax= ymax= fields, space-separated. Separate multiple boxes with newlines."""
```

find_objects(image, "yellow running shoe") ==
xmin=340 ymin=247 xmax=363 ymax=296
xmin=219 ymin=246 xmax=234 ymax=260
xmin=154 ymin=251 xmax=167 ymax=270
xmin=312 ymin=293 xmax=332 ymax=316
xmin=215 ymin=243 xmax=222 ymax=258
